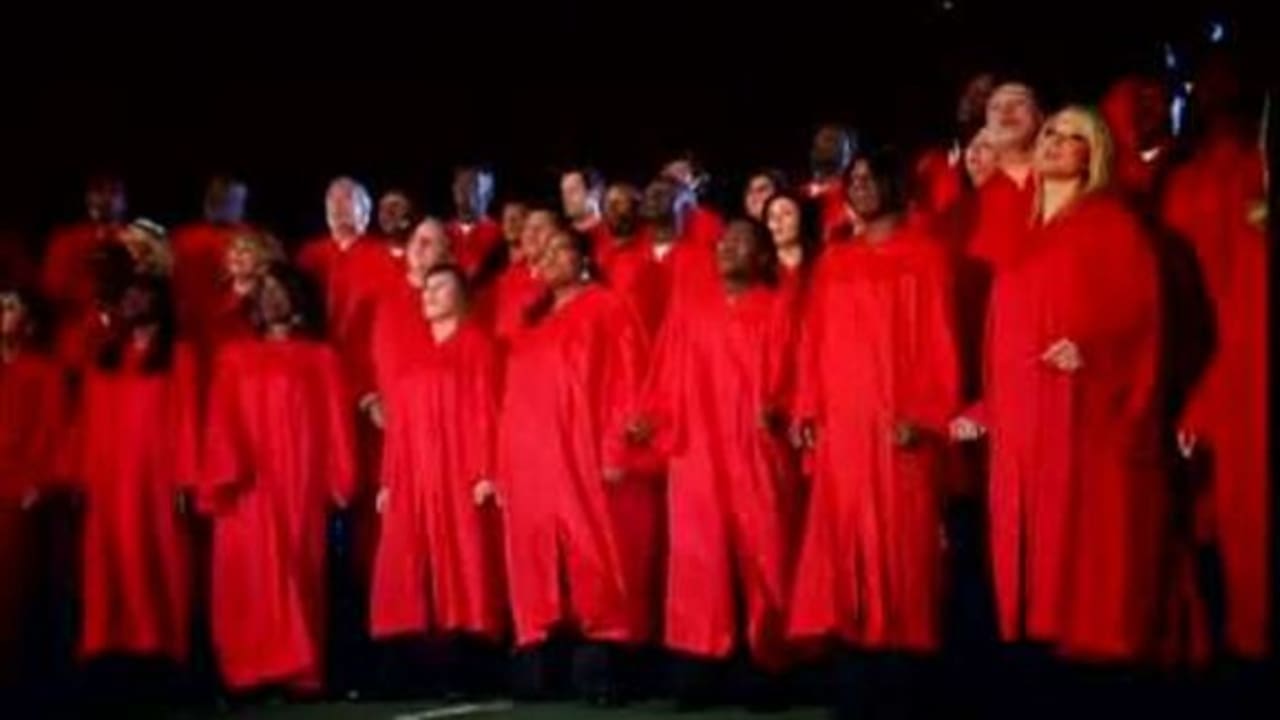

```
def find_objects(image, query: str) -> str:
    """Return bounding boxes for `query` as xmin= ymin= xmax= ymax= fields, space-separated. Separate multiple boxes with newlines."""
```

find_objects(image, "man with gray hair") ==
xmin=296 ymin=175 xmax=400 ymax=698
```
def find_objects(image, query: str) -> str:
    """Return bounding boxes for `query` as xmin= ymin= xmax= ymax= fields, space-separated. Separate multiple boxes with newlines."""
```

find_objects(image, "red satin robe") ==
xmin=804 ymin=179 xmax=848 ymax=242
xmin=788 ymin=229 xmax=959 ymax=651
xmin=482 ymin=262 xmax=545 ymax=342
xmin=73 ymin=343 xmax=199 ymax=661
xmin=40 ymin=221 xmax=119 ymax=368
xmin=967 ymin=170 xmax=1036 ymax=271
xmin=595 ymin=233 xmax=666 ymax=338
xmin=1163 ymin=134 xmax=1270 ymax=658
xmin=446 ymin=218 xmax=503 ymax=279
xmin=201 ymin=338 xmax=355 ymax=691
xmin=0 ymin=349 xmax=66 ymax=677
xmin=1101 ymin=77 xmax=1172 ymax=202
xmin=498 ymin=285 xmax=654 ymax=647
xmin=171 ymin=222 xmax=251 ymax=340
xmin=645 ymin=284 xmax=799 ymax=665
xmin=371 ymin=321 xmax=506 ymax=640
xmin=980 ymin=194 xmax=1167 ymax=661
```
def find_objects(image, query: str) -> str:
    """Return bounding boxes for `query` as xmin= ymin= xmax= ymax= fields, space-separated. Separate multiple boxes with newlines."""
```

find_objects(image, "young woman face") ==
xmin=765 ymin=196 xmax=802 ymax=249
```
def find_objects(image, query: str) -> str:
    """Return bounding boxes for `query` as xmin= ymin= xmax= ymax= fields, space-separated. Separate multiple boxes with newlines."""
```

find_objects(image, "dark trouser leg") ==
xmin=572 ymin=640 xmax=625 ymax=706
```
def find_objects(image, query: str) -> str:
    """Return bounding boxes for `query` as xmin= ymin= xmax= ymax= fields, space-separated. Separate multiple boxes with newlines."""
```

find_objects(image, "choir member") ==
xmin=967 ymin=81 xmax=1043 ymax=269
xmin=202 ymin=262 xmax=355 ymax=695
xmin=742 ymin=169 xmax=787 ymax=221
xmin=296 ymin=176 xmax=396 ymax=696
xmin=171 ymin=176 xmax=250 ymax=347
xmin=789 ymin=148 xmax=959 ymax=719
xmin=950 ymin=106 xmax=1169 ymax=680
xmin=804 ymin=124 xmax=856 ymax=239
xmin=72 ymin=272 xmax=197 ymax=665
xmin=0 ymin=289 xmax=64 ymax=690
xmin=446 ymin=166 xmax=502 ymax=278
xmin=660 ymin=154 xmax=724 ymax=247
xmin=40 ymin=175 xmax=126 ymax=369
xmin=499 ymin=227 xmax=652 ymax=704
xmin=370 ymin=263 xmax=506 ymax=694
xmin=1101 ymin=74 xmax=1173 ymax=203
xmin=1162 ymin=53 xmax=1270 ymax=660
xmin=376 ymin=189 xmax=417 ymax=254
xmin=486 ymin=207 xmax=553 ymax=341
xmin=637 ymin=175 xmax=718 ymax=328
xmin=364 ymin=218 xmax=453 ymax=430
xmin=636 ymin=218 xmax=799 ymax=705
xmin=761 ymin=190 xmax=821 ymax=312
xmin=595 ymin=183 xmax=664 ymax=336
xmin=560 ymin=167 xmax=605 ymax=235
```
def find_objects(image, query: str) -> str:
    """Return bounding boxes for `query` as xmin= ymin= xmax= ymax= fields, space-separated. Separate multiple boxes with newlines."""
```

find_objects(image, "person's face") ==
xmin=205 ymin=180 xmax=247 ymax=225
xmin=453 ymin=170 xmax=492 ymax=219
xmin=501 ymin=203 xmax=528 ymax=245
xmin=765 ymin=197 xmax=801 ymax=249
xmin=326 ymin=185 xmax=364 ymax=237
xmin=519 ymin=211 xmax=555 ymax=265
xmin=956 ymin=73 xmax=996 ymax=132
xmin=226 ymin=240 xmax=263 ymax=281
xmin=716 ymin=221 xmax=762 ymax=281
xmin=405 ymin=222 xmax=450 ymax=275
xmin=0 ymin=294 xmax=27 ymax=337
xmin=421 ymin=271 xmax=464 ymax=322
xmin=603 ymin=186 xmax=638 ymax=236
xmin=256 ymin=275 xmax=293 ymax=327
xmin=744 ymin=175 xmax=778 ymax=220
xmin=640 ymin=179 xmax=679 ymax=224
xmin=377 ymin=192 xmax=413 ymax=237
xmin=537 ymin=231 xmax=582 ymax=289
xmin=560 ymin=172 xmax=594 ymax=221
xmin=964 ymin=129 xmax=999 ymax=187
xmin=86 ymin=180 xmax=126 ymax=223
xmin=846 ymin=159 xmax=883 ymax=219
xmin=1034 ymin=112 xmax=1093 ymax=182
xmin=810 ymin=126 xmax=850 ymax=176
xmin=986 ymin=83 xmax=1041 ymax=152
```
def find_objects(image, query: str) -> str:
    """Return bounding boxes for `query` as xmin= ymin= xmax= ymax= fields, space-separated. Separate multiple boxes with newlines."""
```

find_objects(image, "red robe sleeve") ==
xmin=463 ymin=327 xmax=502 ymax=482
xmin=318 ymin=347 xmax=357 ymax=506
xmin=901 ymin=244 xmax=961 ymax=435
xmin=170 ymin=343 xmax=202 ymax=489
xmin=201 ymin=346 xmax=249 ymax=512
xmin=598 ymin=294 xmax=651 ymax=473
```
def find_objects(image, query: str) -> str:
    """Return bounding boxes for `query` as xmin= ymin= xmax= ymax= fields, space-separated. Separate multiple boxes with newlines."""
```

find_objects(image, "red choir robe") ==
xmin=201 ymin=338 xmax=355 ymax=691
xmin=1101 ymin=77 xmax=1172 ymax=202
xmin=72 ymin=342 xmax=199 ymax=661
xmin=482 ymin=262 xmax=545 ymax=342
xmin=978 ymin=193 xmax=1167 ymax=661
xmin=643 ymin=283 xmax=799 ymax=666
xmin=371 ymin=320 xmax=506 ymax=640
xmin=498 ymin=285 xmax=656 ymax=646
xmin=911 ymin=147 xmax=965 ymax=224
xmin=297 ymin=235 xmax=399 ymax=576
xmin=0 ymin=349 xmax=66 ymax=678
xmin=171 ymin=222 xmax=251 ymax=342
xmin=1163 ymin=135 xmax=1270 ymax=658
xmin=967 ymin=170 xmax=1036 ymax=271
xmin=446 ymin=218 xmax=503 ymax=279
xmin=40 ymin=221 xmax=119 ymax=368
xmin=595 ymin=233 xmax=666 ymax=339
xmin=686 ymin=205 xmax=725 ymax=248
xmin=637 ymin=226 xmax=720 ymax=334
xmin=788 ymin=228 xmax=959 ymax=652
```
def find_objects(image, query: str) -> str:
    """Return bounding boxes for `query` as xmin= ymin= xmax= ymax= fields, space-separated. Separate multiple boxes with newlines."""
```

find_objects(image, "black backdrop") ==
xmin=0 ymin=0 xmax=1265 ymax=251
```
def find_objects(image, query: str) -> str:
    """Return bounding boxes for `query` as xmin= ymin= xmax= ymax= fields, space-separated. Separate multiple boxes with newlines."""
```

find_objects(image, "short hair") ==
xmin=421 ymin=262 xmax=470 ymax=300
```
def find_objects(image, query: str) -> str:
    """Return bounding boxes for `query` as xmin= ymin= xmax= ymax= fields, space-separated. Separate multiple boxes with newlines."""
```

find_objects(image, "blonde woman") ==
xmin=952 ymin=108 xmax=1169 ymax=669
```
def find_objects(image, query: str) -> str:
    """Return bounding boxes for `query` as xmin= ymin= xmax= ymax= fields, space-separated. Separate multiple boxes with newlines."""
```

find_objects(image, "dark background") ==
xmin=0 ymin=0 xmax=1266 ymax=250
